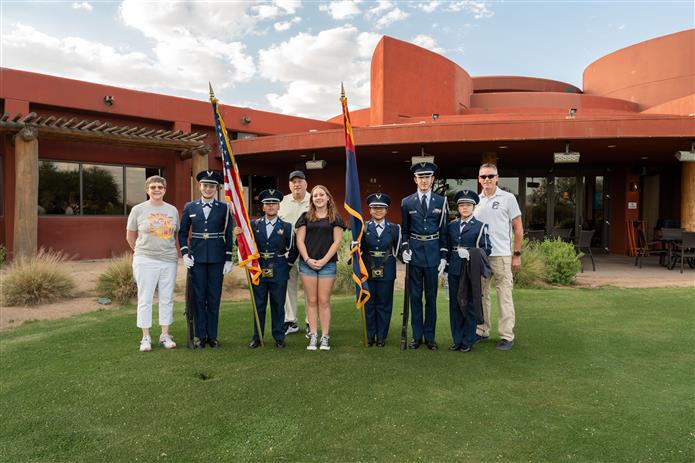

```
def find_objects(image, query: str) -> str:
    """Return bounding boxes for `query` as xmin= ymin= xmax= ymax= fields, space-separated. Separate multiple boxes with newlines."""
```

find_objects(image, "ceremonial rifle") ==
xmin=184 ymin=269 xmax=195 ymax=349
xmin=400 ymin=263 xmax=410 ymax=351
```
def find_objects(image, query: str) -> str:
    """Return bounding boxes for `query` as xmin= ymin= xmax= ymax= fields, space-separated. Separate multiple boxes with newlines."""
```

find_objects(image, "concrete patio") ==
xmin=574 ymin=254 xmax=695 ymax=288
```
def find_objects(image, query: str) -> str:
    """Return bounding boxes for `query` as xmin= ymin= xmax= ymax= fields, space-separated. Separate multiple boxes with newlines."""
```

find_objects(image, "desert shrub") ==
xmin=333 ymin=230 xmax=355 ymax=294
xmin=537 ymin=238 xmax=582 ymax=285
xmin=1 ymin=249 xmax=75 ymax=306
xmin=512 ymin=239 xmax=546 ymax=288
xmin=0 ymin=245 xmax=6 ymax=269
xmin=96 ymin=254 xmax=137 ymax=303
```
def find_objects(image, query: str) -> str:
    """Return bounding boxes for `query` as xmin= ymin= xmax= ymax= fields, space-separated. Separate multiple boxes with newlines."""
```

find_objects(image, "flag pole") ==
xmin=341 ymin=83 xmax=370 ymax=348
xmin=245 ymin=269 xmax=264 ymax=347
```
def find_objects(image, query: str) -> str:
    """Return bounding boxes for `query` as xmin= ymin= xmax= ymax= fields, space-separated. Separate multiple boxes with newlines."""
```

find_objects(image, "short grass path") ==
xmin=1 ymin=287 xmax=693 ymax=462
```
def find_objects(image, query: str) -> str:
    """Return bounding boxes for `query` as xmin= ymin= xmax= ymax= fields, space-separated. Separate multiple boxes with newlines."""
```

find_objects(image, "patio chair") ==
xmin=634 ymin=228 xmax=668 ymax=268
xmin=661 ymin=228 xmax=684 ymax=269
xmin=670 ymin=231 xmax=695 ymax=273
xmin=527 ymin=230 xmax=545 ymax=242
xmin=574 ymin=229 xmax=595 ymax=272
xmin=550 ymin=227 xmax=572 ymax=241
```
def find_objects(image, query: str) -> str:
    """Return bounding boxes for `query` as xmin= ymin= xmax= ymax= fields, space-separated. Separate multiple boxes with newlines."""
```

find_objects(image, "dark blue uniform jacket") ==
xmin=178 ymin=199 xmax=233 ymax=262
xmin=400 ymin=192 xmax=448 ymax=267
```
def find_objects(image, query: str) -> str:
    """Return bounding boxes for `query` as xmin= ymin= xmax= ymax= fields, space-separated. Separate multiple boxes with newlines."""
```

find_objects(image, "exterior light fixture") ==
xmin=553 ymin=143 xmax=580 ymax=163
xmin=103 ymin=95 xmax=115 ymax=106
xmin=241 ymin=115 xmax=251 ymax=125
xmin=675 ymin=142 xmax=695 ymax=161
xmin=306 ymin=152 xmax=326 ymax=170
xmin=566 ymin=108 xmax=577 ymax=119
xmin=431 ymin=113 xmax=439 ymax=121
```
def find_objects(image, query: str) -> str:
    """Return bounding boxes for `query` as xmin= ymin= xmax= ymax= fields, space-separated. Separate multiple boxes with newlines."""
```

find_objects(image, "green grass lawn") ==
xmin=1 ymin=287 xmax=694 ymax=462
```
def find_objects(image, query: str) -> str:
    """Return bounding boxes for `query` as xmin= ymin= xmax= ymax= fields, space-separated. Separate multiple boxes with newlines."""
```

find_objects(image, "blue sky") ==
xmin=1 ymin=1 xmax=692 ymax=119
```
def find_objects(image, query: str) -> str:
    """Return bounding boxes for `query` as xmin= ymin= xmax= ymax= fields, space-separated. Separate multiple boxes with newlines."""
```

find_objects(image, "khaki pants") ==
xmin=284 ymin=264 xmax=307 ymax=324
xmin=477 ymin=256 xmax=515 ymax=341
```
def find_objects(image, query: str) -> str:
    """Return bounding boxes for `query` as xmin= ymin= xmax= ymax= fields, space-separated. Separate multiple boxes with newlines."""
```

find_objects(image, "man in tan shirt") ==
xmin=278 ymin=170 xmax=310 ymax=335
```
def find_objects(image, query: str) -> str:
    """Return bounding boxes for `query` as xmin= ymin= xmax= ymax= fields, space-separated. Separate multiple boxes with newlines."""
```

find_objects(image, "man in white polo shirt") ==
xmin=473 ymin=163 xmax=523 ymax=350
xmin=278 ymin=170 xmax=310 ymax=335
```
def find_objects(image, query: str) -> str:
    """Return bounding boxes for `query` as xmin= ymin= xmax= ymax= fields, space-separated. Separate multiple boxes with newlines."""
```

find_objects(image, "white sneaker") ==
xmin=159 ymin=334 xmax=177 ymax=349
xmin=319 ymin=335 xmax=331 ymax=351
xmin=307 ymin=332 xmax=318 ymax=351
xmin=285 ymin=322 xmax=299 ymax=335
xmin=139 ymin=335 xmax=152 ymax=352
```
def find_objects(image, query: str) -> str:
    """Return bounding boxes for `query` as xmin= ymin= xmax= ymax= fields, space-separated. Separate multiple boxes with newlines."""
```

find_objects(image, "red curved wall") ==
xmin=583 ymin=29 xmax=695 ymax=112
xmin=370 ymin=36 xmax=472 ymax=125
xmin=473 ymin=76 xmax=581 ymax=94
xmin=470 ymin=92 xmax=640 ymax=112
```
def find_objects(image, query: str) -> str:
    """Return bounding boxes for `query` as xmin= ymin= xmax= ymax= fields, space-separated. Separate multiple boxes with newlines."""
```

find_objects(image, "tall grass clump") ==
xmin=1 ymin=249 xmax=75 ymax=306
xmin=512 ymin=239 xmax=546 ymax=288
xmin=333 ymin=230 xmax=355 ymax=294
xmin=96 ymin=254 xmax=137 ymax=303
xmin=537 ymin=237 xmax=583 ymax=285
xmin=0 ymin=244 xmax=7 ymax=269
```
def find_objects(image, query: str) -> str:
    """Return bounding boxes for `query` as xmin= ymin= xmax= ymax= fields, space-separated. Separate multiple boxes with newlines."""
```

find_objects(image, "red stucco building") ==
xmin=1 ymin=29 xmax=693 ymax=260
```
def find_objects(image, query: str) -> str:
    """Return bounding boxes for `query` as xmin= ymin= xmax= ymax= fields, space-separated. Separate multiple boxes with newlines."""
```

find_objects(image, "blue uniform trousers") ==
xmin=192 ymin=262 xmax=224 ymax=340
xmin=409 ymin=264 xmax=438 ymax=343
xmin=447 ymin=273 xmax=477 ymax=347
xmin=365 ymin=279 xmax=395 ymax=341
xmin=252 ymin=280 xmax=287 ymax=343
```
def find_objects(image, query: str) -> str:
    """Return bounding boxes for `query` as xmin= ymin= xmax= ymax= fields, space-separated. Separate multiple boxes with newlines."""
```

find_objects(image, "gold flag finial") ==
xmin=340 ymin=82 xmax=346 ymax=101
xmin=209 ymin=82 xmax=216 ymax=102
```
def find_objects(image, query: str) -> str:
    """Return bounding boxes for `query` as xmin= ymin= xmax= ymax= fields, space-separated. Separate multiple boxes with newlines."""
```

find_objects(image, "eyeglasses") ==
xmin=479 ymin=174 xmax=497 ymax=180
xmin=148 ymin=185 xmax=166 ymax=190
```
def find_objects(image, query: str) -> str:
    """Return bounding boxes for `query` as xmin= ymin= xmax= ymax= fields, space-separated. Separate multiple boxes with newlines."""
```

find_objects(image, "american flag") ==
xmin=209 ymin=85 xmax=261 ymax=285
xmin=341 ymin=84 xmax=370 ymax=308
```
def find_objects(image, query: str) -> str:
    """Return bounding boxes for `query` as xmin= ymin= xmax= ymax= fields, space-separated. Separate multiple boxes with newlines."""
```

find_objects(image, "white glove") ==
xmin=223 ymin=261 xmax=233 ymax=274
xmin=402 ymin=249 xmax=412 ymax=264
xmin=183 ymin=255 xmax=194 ymax=269
xmin=457 ymin=248 xmax=470 ymax=260
xmin=437 ymin=258 xmax=447 ymax=277
xmin=350 ymin=241 xmax=359 ymax=251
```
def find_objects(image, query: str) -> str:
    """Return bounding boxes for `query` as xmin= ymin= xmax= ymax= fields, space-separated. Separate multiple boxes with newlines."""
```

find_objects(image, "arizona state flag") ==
xmin=209 ymin=84 xmax=261 ymax=285
xmin=341 ymin=84 xmax=370 ymax=308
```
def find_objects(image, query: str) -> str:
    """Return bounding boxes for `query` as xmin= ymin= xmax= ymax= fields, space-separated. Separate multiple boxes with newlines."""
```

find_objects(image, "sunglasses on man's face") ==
xmin=149 ymin=185 xmax=165 ymax=190
xmin=479 ymin=174 xmax=497 ymax=180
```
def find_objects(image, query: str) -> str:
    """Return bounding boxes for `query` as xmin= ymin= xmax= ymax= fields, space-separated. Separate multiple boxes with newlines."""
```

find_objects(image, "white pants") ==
xmin=133 ymin=255 xmax=177 ymax=329
xmin=284 ymin=264 xmax=308 ymax=324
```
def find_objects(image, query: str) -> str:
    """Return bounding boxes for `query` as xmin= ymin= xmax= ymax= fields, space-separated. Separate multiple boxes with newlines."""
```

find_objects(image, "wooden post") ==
xmin=190 ymin=148 xmax=209 ymax=201
xmin=13 ymin=126 xmax=39 ymax=259
xmin=682 ymin=161 xmax=695 ymax=231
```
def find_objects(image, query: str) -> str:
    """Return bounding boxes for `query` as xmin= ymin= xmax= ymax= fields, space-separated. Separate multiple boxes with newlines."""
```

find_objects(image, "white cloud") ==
xmin=72 ymin=2 xmax=93 ymax=11
xmin=374 ymin=8 xmax=409 ymax=28
xmin=365 ymin=0 xmax=409 ymax=29
xmin=411 ymin=34 xmax=444 ymax=54
xmin=274 ymin=17 xmax=302 ymax=31
xmin=445 ymin=1 xmax=494 ymax=19
xmin=258 ymin=25 xmax=380 ymax=118
xmin=419 ymin=1 xmax=441 ymax=13
xmin=1 ymin=22 xmax=254 ymax=94
xmin=319 ymin=1 xmax=362 ymax=20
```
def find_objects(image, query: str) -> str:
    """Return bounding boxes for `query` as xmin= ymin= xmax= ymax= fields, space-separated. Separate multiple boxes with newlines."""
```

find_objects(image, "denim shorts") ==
xmin=298 ymin=260 xmax=337 ymax=278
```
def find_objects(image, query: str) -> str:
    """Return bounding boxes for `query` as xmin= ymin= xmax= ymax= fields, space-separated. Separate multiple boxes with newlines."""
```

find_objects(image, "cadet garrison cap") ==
xmin=259 ymin=189 xmax=284 ymax=203
xmin=455 ymin=189 xmax=480 ymax=205
xmin=196 ymin=170 xmax=224 ymax=185
xmin=367 ymin=193 xmax=391 ymax=208
xmin=288 ymin=170 xmax=306 ymax=180
xmin=410 ymin=161 xmax=438 ymax=177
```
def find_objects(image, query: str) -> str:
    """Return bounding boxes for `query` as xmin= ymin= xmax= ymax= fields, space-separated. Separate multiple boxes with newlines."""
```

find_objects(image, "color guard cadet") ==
xmin=400 ymin=162 xmax=448 ymax=350
xmin=361 ymin=193 xmax=401 ymax=347
xmin=238 ymin=189 xmax=299 ymax=349
xmin=444 ymin=190 xmax=491 ymax=352
xmin=179 ymin=170 xmax=233 ymax=348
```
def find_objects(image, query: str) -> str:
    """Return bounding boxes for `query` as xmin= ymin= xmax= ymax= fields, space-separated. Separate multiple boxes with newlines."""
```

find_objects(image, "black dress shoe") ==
xmin=426 ymin=341 xmax=438 ymax=351
xmin=409 ymin=339 xmax=422 ymax=349
xmin=208 ymin=339 xmax=220 ymax=348
xmin=194 ymin=338 xmax=207 ymax=349
xmin=448 ymin=344 xmax=461 ymax=351
xmin=367 ymin=338 xmax=375 ymax=347
xmin=460 ymin=344 xmax=472 ymax=353
xmin=376 ymin=339 xmax=385 ymax=347
xmin=275 ymin=340 xmax=285 ymax=349
xmin=475 ymin=334 xmax=489 ymax=343
xmin=247 ymin=339 xmax=260 ymax=349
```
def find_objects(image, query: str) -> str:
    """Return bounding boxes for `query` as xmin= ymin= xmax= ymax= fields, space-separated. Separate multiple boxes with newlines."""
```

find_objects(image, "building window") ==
xmin=39 ymin=161 xmax=161 ymax=216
